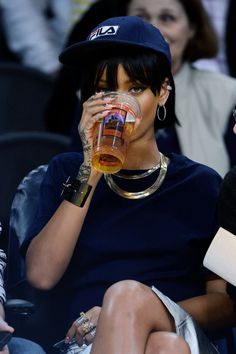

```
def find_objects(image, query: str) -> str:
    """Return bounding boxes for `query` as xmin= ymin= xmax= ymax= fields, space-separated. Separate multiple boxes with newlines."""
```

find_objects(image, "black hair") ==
xmin=80 ymin=48 xmax=177 ymax=130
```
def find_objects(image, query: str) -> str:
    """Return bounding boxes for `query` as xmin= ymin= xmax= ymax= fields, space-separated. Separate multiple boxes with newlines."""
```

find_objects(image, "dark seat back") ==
xmin=7 ymin=165 xmax=48 ymax=290
xmin=0 ymin=131 xmax=70 ymax=251
xmin=0 ymin=62 xmax=54 ymax=133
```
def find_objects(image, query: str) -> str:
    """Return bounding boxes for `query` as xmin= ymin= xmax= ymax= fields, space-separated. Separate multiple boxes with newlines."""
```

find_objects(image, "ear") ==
xmin=158 ymin=78 xmax=171 ymax=106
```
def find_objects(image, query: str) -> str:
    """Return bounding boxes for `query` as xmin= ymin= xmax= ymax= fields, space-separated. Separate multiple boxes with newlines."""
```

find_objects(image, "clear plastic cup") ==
xmin=92 ymin=92 xmax=141 ymax=174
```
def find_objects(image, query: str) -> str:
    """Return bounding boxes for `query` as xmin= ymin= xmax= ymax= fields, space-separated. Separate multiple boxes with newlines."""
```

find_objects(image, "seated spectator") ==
xmin=23 ymin=16 xmax=235 ymax=352
xmin=218 ymin=112 xmax=236 ymax=304
xmin=0 ymin=224 xmax=46 ymax=354
xmin=204 ymin=110 xmax=236 ymax=316
xmin=127 ymin=0 xmax=236 ymax=177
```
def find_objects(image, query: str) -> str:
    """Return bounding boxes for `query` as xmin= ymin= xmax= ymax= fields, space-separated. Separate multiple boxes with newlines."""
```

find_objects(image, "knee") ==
xmin=102 ymin=280 xmax=152 ymax=311
xmin=146 ymin=332 xmax=191 ymax=354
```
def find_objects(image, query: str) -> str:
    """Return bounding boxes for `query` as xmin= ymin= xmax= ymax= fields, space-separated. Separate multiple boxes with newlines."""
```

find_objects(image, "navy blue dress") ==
xmin=22 ymin=152 xmax=222 ymax=333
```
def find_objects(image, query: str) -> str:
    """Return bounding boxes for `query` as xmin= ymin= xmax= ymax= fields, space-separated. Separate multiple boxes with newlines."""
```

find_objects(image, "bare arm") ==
xmin=178 ymin=277 xmax=236 ymax=331
xmin=26 ymin=93 xmax=113 ymax=289
xmin=25 ymin=172 xmax=100 ymax=290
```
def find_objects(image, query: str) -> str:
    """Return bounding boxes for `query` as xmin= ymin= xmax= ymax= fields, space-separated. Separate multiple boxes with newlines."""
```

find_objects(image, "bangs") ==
xmin=79 ymin=49 xmax=177 ymax=130
xmin=93 ymin=51 xmax=167 ymax=96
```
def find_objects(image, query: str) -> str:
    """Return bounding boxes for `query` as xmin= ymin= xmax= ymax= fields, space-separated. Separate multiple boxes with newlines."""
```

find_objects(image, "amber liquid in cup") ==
xmin=92 ymin=117 xmax=135 ymax=173
xmin=92 ymin=93 xmax=139 ymax=173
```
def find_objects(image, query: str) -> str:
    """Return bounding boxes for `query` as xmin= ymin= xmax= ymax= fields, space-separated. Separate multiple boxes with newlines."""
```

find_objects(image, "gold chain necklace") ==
xmin=114 ymin=163 xmax=160 ymax=180
xmin=104 ymin=153 xmax=169 ymax=200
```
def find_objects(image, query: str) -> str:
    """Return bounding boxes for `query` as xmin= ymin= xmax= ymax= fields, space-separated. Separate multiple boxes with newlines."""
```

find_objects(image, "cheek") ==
xmin=141 ymin=103 xmax=157 ymax=119
xmin=172 ymin=22 xmax=192 ymax=48
xmin=139 ymin=99 xmax=157 ymax=125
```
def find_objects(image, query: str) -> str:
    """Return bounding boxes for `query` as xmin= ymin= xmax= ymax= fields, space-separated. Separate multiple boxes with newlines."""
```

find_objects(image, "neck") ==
xmin=172 ymin=59 xmax=183 ymax=76
xmin=123 ymin=138 xmax=161 ymax=170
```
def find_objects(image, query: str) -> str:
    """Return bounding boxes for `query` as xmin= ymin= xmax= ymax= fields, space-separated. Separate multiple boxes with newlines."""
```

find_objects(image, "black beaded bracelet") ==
xmin=61 ymin=176 xmax=92 ymax=207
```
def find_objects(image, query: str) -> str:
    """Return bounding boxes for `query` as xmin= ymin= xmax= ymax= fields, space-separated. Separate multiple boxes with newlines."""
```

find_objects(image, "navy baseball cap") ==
xmin=59 ymin=16 xmax=171 ymax=66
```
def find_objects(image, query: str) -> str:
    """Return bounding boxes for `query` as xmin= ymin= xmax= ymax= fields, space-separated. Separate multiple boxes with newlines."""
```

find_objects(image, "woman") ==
xmin=47 ymin=0 xmax=236 ymax=177
xmin=23 ymin=16 xmax=235 ymax=353
xmin=127 ymin=0 xmax=236 ymax=177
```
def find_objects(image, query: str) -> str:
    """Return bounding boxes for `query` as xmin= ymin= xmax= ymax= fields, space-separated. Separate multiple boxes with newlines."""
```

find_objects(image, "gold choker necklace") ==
xmin=104 ymin=153 xmax=169 ymax=200
xmin=114 ymin=164 xmax=160 ymax=180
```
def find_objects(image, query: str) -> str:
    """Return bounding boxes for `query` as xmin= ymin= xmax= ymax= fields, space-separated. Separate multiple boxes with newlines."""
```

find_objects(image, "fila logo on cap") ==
xmin=89 ymin=26 xmax=120 ymax=41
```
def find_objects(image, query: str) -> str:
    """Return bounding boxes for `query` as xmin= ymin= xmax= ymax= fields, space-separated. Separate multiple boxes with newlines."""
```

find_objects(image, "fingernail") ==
xmin=103 ymin=110 xmax=111 ymax=115
xmin=65 ymin=336 xmax=70 ymax=343
xmin=103 ymin=97 xmax=115 ymax=102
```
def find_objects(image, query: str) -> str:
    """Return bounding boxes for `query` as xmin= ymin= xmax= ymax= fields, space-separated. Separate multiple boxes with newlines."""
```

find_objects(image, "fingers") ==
xmin=66 ymin=306 xmax=101 ymax=346
xmin=79 ymin=92 xmax=114 ymax=131
xmin=0 ymin=345 xmax=10 ymax=354
xmin=0 ymin=319 xmax=14 ymax=333
xmin=78 ymin=93 xmax=115 ymax=168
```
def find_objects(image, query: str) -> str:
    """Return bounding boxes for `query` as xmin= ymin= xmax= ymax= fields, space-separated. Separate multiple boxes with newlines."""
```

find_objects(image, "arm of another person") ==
xmin=178 ymin=276 xmax=236 ymax=332
xmin=0 ymin=250 xmax=14 ymax=354
xmin=0 ymin=0 xmax=60 ymax=74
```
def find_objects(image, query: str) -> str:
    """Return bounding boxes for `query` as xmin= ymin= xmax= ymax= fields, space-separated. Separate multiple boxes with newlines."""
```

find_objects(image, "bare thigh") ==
xmin=145 ymin=331 xmax=191 ymax=354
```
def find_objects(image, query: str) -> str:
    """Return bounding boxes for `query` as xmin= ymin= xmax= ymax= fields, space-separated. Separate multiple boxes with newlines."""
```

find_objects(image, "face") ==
xmin=127 ymin=0 xmax=195 ymax=74
xmin=96 ymin=64 xmax=169 ymax=140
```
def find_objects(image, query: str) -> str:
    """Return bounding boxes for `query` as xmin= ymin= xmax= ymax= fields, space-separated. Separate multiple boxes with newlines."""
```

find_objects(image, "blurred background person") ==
xmin=127 ymin=0 xmax=236 ymax=177
xmin=0 ymin=0 xmax=97 ymax=76
xmin=195 ymin=0 xmax=236 ymax=77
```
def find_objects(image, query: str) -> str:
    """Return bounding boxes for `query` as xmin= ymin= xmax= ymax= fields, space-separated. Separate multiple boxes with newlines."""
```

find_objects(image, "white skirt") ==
xmin=151 ymin=286 xmax=219 ymax=354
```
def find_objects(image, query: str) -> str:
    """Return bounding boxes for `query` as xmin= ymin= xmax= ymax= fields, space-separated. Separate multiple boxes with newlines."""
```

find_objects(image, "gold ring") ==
xmin=81 ymin=321 xmax=94 ymax=335
xmin=76 ymin=312 xmax=89 ymax=326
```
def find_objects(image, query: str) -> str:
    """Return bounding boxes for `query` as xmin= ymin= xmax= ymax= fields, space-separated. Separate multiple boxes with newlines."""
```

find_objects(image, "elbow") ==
xmin=26 ymin=268 xmax=56 ymax=291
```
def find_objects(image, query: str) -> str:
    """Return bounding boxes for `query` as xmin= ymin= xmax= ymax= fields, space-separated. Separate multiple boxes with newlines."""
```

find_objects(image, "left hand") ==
xmin=0 ymin=317 xmax=14 ymax=354
xmin=66 ymin=306 xmax=101 ymax=346
xmin=0 ymin=345 xmax=10 ymax=354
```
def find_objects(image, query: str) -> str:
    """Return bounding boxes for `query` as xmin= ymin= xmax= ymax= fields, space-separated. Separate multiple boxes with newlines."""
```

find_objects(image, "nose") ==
xmin=149 ymin=17 xmax=160 ymax=29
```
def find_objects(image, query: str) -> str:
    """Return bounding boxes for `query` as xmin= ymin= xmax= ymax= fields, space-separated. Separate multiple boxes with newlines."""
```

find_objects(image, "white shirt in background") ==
xmin=193 ymin=0 xmax=229 ymax=75
xmin=0 ymin=0 xmax=97 ymax=74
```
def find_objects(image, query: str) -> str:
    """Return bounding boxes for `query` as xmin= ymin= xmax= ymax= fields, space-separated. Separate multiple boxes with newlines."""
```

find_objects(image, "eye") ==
xmin=158 ymin=13 xmax=176 ymax=23
xmin=129 ymin=86 xmax=146 ymax=94
xmin=136 ymin=13 xmax=151 ymax=22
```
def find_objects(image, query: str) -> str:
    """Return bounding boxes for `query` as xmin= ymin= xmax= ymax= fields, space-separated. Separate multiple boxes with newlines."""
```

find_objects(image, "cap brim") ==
xmin=59 ymin=39 xmax=163 ymax=67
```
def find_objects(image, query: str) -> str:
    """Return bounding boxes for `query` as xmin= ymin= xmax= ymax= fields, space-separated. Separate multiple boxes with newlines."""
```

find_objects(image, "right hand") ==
xmin=78 ymin=92 xmax=114 ymax=167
